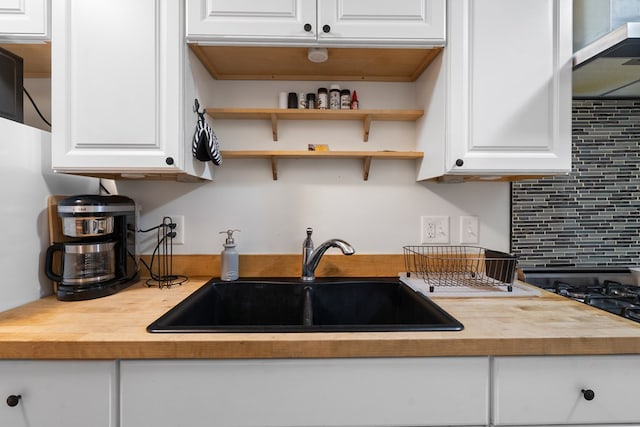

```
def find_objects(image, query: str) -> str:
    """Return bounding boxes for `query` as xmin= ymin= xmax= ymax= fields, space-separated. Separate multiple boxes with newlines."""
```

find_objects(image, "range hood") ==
xmin=573 ymin=22 xmax=640 ymax=98
xmin=573 ymin=1 xmax=640 ymax=98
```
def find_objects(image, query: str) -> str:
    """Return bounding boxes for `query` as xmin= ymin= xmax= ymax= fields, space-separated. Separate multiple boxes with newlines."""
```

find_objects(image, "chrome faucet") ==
xmin=301 ymin=227 xmax=355 ymax=282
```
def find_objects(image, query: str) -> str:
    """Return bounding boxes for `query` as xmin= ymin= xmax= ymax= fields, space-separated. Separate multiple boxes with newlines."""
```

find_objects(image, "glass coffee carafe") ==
xmin=45 ymin=241 xmax=117 ymax=287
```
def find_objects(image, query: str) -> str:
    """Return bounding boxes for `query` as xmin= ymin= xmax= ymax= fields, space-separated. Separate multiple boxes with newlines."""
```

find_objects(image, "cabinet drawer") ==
xmin=121 ymin=357 xmax=489 ymax=427
xmin=493 ymin=355 xmax=640 ymax=425
xmin=0 ymin=361 xmax=116 ymax=427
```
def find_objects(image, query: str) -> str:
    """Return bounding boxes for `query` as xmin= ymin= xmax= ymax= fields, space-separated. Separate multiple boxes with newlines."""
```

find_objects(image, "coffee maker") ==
xmin=45 ymin=195 xmax=139 ymax=301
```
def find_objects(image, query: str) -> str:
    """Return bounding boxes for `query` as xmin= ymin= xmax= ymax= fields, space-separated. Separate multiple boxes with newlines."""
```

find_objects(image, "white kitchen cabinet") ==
xmin=51 ymin=0 xmax=213 ymax=181
xmin=186 ymin=0 xmax=445 ymax=46
xmin=120 ymin=357 xmax=489 ymax=427
xmin=0 ymin=360 xmax=116 ymax=427
xmin=0 ymin=0 xmax=49 ymax=41
xmin=492 ymin=355 xmax=640 ymax=426
xmin=418 ymin=0 xmax=572 ymax=180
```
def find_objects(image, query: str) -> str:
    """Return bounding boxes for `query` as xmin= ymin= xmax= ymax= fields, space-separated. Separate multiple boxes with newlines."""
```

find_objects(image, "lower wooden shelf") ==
xmin=221 ymin=150 xmax=424 ymax=181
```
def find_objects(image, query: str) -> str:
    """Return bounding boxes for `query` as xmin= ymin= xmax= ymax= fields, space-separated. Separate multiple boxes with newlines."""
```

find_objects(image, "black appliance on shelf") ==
xmin=521 ymin=267 xmax=640 ymax=323
xmin=45 ymin=195 xmax=139 ymax=301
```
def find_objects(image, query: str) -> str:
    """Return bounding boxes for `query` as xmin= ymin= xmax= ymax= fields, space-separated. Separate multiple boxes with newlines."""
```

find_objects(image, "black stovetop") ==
xmin=521 ymin=267 xmax=640 ymax=323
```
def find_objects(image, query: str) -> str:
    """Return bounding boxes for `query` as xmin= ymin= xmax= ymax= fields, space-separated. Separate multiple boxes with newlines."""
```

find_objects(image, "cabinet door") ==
xmin=318 ymin=0 xmax=445 ymax=46
xmin=0 ymin=0 xmax=49 ymax=41
xmin=186 ymin=0 xmax=317 ymax=44
xmin=51 ymin=0 xmax=184 ymax=174
xmin=445 ymin=0 xmax=571 ymax=177
xmin=493 ymin=355 xmax=640 ymax=425
xmin=0 ymin=361 xmax=116 ymax=427
xmin=121 ymin=357 xmax=489 ymax=427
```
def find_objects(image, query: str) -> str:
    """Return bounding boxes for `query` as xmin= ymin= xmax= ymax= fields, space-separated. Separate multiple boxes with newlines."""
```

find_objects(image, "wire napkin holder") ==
xmin=138 ymin=216 xmax=188 ymax=288
xmin=403 ymin=246 xmax=517 ymax=292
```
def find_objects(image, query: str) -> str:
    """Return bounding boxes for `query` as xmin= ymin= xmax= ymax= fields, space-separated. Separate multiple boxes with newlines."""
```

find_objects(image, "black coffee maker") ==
xmin=45 ymin=195 xmax=139 ymax=301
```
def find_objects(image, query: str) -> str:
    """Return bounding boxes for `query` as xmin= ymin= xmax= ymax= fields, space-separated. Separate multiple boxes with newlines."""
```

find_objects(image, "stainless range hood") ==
xmin=573 ymin=0 xmax=640 ymax=98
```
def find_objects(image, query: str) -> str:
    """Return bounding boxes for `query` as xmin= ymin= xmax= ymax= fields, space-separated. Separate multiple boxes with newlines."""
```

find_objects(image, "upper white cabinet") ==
xmin=0 ymin=0 xmax=49 ymax=41
xmin=0 ymin=361 xmax=116 ymax=427
xmin=51 ymin=0 xmax=213 ymax=181
xmin=121 ymin=357 xmax=489 ymax=427
xmin=418 ymin=0 xmax=572 ymax=181
xmin=186 ymin=0 xmax=445 ymax=47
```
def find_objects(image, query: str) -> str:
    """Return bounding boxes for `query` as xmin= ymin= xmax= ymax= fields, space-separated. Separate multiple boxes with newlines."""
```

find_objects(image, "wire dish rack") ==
xmin=403 ymin=246 xmax=517 ymax=292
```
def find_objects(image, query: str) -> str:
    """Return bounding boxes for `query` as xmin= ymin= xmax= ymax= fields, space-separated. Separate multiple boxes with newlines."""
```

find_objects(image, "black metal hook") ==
xmin=194 ymin=98 xmax=201 ymax=114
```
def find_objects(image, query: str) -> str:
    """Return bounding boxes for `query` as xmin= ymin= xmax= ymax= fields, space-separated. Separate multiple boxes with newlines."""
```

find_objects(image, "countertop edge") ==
xmin=1 ymin=336 xmax=639 ymax=360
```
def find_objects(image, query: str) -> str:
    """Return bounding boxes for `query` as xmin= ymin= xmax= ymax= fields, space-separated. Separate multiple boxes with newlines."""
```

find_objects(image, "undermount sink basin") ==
xmin=147 ymin=278 xmax=463 ymax=333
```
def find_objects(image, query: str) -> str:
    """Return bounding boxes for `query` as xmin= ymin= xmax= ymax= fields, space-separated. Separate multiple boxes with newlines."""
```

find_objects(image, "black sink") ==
xmin=147 ymin=278 xmax=463 ymax=333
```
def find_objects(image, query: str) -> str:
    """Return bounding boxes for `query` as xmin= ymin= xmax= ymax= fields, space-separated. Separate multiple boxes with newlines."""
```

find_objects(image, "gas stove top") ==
xmin=521 ymin=267 xmax=640 ymax=323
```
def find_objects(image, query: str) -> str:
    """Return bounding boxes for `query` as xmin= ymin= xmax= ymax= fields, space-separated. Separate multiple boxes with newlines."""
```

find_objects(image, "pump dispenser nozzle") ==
xmin=220 ymin=229 xmax=240 ymax=245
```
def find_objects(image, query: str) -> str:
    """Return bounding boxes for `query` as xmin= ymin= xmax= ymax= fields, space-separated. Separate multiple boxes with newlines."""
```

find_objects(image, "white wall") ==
xmin=118 ymin=58 xmax=511 ymax=256
xmin=22 ymin=77 xmax=52 ymax=132
xmin=0 ymin=118 xmax=97 ymax=311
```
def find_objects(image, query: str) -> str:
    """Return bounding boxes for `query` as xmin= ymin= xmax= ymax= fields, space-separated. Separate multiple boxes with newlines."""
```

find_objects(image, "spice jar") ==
xmin=287 ymin=92 xmax=298 ymax=109
xmin=340 ymin=89 xmax=351 ymax=110
xmin=317 ymin=88 xmax=328 ymax=109
xmin=306 ymin=93 xmax=316 ymax=109
xmin=329 ymin=84 xmax=341 ymax=110
xmin=350 ymin=90 xmax=359 ymax=110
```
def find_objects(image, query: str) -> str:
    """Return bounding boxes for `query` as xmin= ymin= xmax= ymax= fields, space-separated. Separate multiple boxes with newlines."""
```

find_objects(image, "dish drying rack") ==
xmin=403 ymin=246 xmax=517 ymax=292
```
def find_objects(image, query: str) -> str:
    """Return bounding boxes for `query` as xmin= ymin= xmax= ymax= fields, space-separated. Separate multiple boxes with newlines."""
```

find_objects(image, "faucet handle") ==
xmin=306 ymin=227 xmax=313 ymax=237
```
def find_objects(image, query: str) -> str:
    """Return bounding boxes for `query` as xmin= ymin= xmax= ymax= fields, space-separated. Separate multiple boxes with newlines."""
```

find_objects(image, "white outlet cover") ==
xmin=421 ymin=216 xmax=450 ymax=244
xmin=460 ymin=215 xmax=479 ymax=244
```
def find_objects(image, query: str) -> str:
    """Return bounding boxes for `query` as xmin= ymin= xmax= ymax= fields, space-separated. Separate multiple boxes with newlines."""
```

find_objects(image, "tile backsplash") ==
xmin=512 ymin=99 xmax=640 ymax=267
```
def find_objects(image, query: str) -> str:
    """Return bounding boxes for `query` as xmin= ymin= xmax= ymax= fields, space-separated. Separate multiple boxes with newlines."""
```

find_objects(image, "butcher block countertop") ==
xmin=0 ymin=278 xmax=639 ymax=360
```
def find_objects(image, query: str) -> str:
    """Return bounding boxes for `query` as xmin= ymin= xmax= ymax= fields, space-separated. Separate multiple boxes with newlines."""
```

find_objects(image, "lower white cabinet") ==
xmin=0 ymin=360 xmax=117 ymax=427
xmin=492 ymin=355 xmax=640 ymax=425
xmin=120 ymin=357 xmax=489 ymax=427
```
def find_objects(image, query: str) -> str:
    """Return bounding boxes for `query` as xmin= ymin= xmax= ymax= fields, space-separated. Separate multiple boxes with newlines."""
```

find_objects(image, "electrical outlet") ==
xmin=460 ymin=215 xmax=479 ymax=244
xmin=167 ymin=215 xmax=185 ymax=245
xmin=421 ymin=216 xmax=450 ymax=244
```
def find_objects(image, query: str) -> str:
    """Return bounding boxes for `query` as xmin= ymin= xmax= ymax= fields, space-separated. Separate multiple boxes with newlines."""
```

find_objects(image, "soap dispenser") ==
xmin=219 ymin=229 xmax=240 ymax=281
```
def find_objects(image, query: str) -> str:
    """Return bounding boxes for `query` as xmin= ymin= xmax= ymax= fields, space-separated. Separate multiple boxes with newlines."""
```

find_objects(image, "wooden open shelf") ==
xmin=221 ymin=150 xmax=423 ymax=181
xmin=189 ymin=45 xmax=443 ymax=82
xmin=206 ymin=108 xmax=424 ymax=142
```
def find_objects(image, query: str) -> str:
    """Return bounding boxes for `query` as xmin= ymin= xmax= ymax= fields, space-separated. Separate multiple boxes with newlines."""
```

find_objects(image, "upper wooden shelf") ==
xmin=205 ymin=108 xmax=424 ymax=142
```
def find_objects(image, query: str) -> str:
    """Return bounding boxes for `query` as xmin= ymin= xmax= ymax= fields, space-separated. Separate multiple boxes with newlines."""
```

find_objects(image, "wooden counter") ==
xmin=0 ymin=278 xmax=639 ymax=360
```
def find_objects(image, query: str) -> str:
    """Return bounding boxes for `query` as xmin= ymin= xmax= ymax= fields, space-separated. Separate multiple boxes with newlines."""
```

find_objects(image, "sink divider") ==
xmin=302 ymin=286 xmax=313 ymax=326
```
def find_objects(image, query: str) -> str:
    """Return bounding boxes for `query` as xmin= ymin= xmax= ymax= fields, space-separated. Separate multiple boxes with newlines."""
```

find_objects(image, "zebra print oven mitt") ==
xmin=192 ymin=110 xmax=223 ymax=165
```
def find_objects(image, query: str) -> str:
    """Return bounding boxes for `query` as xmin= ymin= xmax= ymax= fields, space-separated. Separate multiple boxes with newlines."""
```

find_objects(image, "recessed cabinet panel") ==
xmin=0 ymin=361 xmax=116 ymax=427
xmin=493 ymin=355 xmax=640 ymax=425
xmin=186 ymin=0 xmax=316 ymax=42
xmin=121 ymin=358 xmax=489 ymax=427
xmin=318 ymin=0 xmax=445 ymax=44
xmin=70 ymin=0 xmax=157 ymax=148
xmin=0 ymin=0 xmax=49 ymax=41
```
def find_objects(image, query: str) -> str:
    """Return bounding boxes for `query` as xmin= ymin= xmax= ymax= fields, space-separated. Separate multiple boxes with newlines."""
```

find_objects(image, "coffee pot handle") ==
xmin=44 ymin=243 xmax=64 ymax=282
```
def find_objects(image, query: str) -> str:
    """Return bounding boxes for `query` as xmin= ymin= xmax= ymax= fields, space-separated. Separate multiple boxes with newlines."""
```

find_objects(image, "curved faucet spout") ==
xmin=301 ymin=228 xmax=355 ymax=282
